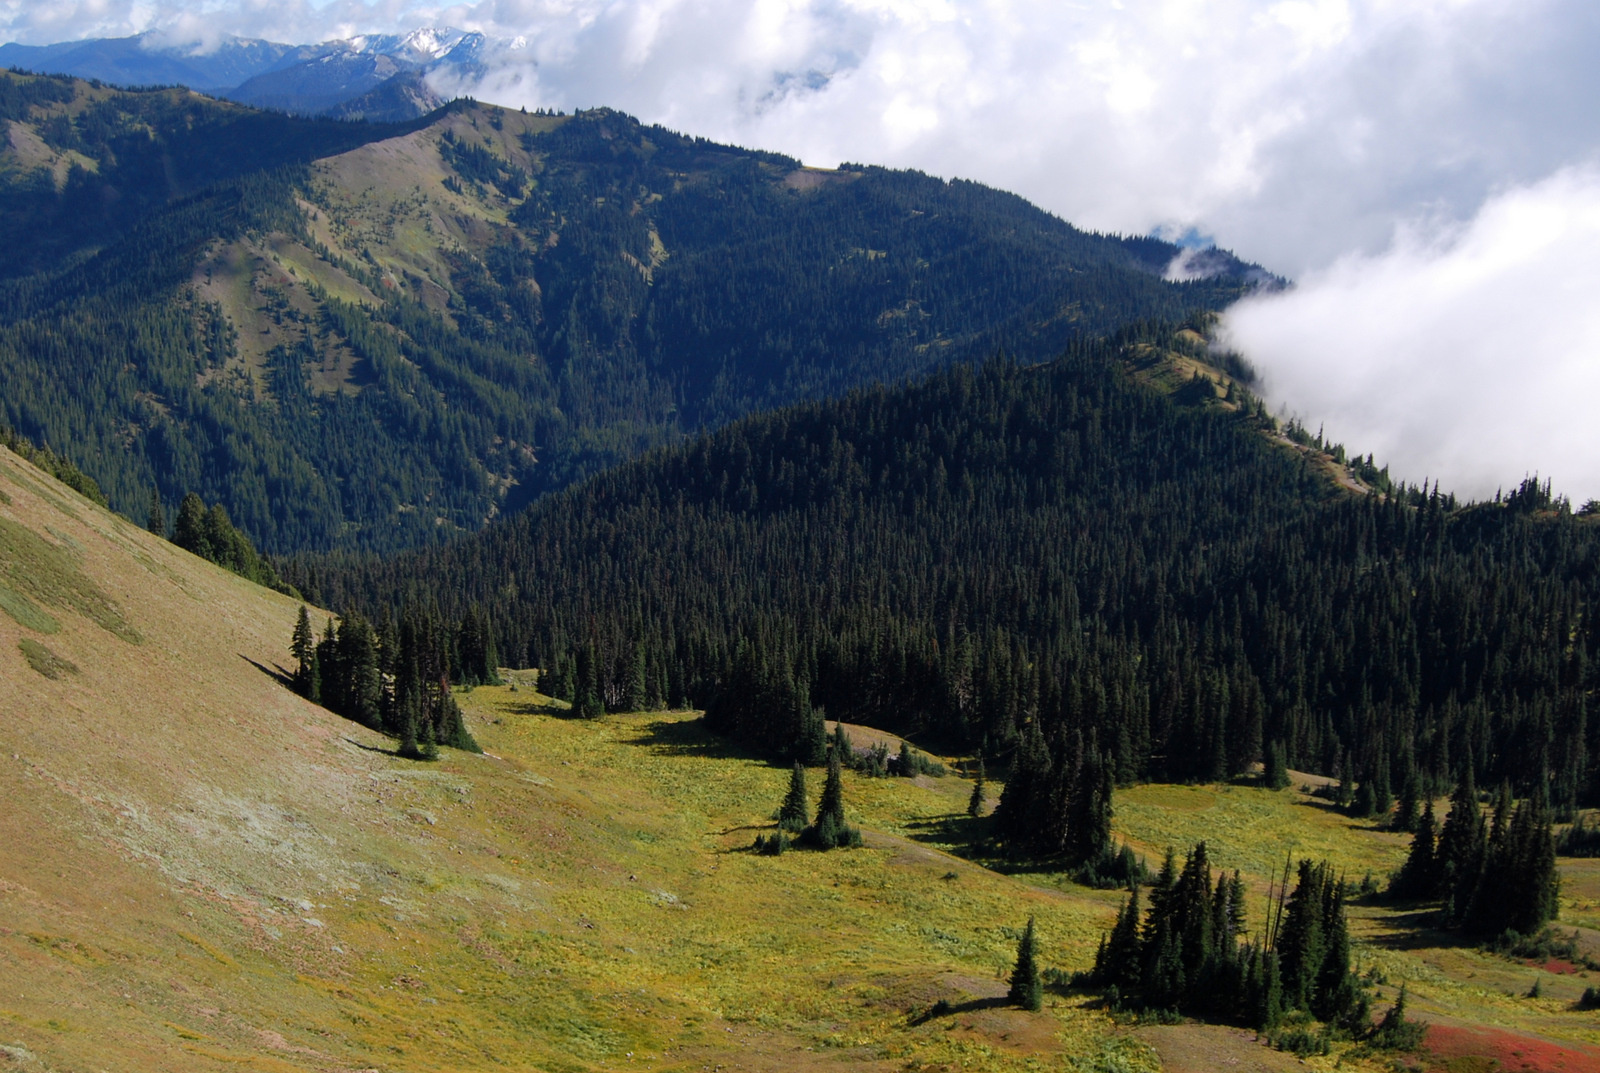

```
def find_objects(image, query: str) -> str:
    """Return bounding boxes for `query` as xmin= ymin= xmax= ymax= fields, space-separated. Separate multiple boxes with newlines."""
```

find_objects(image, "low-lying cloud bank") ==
xmin=1221 ymin=166 xmax=1600 ymax=503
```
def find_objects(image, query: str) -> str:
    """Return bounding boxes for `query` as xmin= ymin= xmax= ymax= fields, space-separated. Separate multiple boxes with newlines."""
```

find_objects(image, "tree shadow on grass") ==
xmin=908 ymin=996 xmax=1012 ymax=1025
xmin=343 ymin=735 xmax=402 ymax=757
xmin=1363 ymin=903 xmax=1479 ymax=953
xmin=617 ymin=715 xmax=783 ymax=764
xmin=898 ymin=817 xmax=1087 ymax=879
xmin=501 ymin=699 xmax=579 ymax=720
xmin=240 ymin=653 xmax=294 ymax=690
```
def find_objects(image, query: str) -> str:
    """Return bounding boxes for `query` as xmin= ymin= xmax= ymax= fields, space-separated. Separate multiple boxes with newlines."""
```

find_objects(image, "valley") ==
xmin=0 ymin=47 xmax=1595 ymax=1073
xmin=5 ymin=442 xmax=1600 ymax=1073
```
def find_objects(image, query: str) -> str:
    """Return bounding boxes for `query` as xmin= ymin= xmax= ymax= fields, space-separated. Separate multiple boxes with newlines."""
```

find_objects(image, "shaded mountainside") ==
xmin=0 ymin=70 xmax=1263 ymax=554
xmin=312 ymin=325 xmax=1600 ymax=811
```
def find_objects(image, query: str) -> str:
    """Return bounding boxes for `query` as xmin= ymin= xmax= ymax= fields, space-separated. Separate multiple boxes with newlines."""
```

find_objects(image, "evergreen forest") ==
xmin=307 ymin=325 xmax=1600 ymax=843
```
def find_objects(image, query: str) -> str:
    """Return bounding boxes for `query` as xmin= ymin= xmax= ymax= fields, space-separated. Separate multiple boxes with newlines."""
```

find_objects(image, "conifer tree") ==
xmin=1095 ymin=886 xmax=1143 ymax=991
xmin=316 ymin=617 xmax=341 ymax=712
xmin=1315 ymin=880 xmax=1364 ymax=1028
xmin=398 ymin=689 xmax=422 ymax=760
xmin=1255 ymin=950 xmax=1284 ymax=1031
xmin=574 ymin=641 xmax=603 ymax=718
xmin=1352 ymin=779 xmax=1376 ymax=819
xmin=1436 ymin=773 xmax=1487 ymax=923
xmin=805 ymin=750 xmax=857 ymax=848
xmin=290 ymin=605 xmax=316 ymax=697
xmin=1227 ymin=871 xmax=1248 ymax=940
xmin=420 ymin=714 xmax=439 ymax=761
xmin=146 ymin=490 xmax=166 ymax=537
xmin=1371 ymin=983 xmax=1426 ymax=1050
xmin=788 ymin=676 xmax=827 ymax=765
xmin=1396 ymin=768 xmax=1422 ymax=832
xmin=994 ymin=721 xmax=1050 ymax=853
xmin=1263 ymin=739 xmax=1290 ymax=790
xmin=1008 ymin=916 xmax=1043 ymax=1011
xmin=173 ymin=492 xmax=211 ymax=559
xmin=1277 ymin=861 xmax=1328 ymax=1011
xmin=830 ymin=720 xmax=851 ymax=760
xmin=337 ymin=613 xmax=383 ymax=730
xmin=779 ymin=762 xmax=809 ymax=832
xmin=1391 ymin=799 xmax=1438 ymax=898
xmin=968 ymin=759 xmax=987 ymax=818
xmin=626 ymin=643 xmax=649 ymax=711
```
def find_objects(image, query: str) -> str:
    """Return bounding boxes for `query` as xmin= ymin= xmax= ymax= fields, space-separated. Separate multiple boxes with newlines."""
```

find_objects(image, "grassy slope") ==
xmin=3 ymin=443 xmax=1599 ymax=1072
xmin=0 ymin=444 xmax=1142 ymax=1072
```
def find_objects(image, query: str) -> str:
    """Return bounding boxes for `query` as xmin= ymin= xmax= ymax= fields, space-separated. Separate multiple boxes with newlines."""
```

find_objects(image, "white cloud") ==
xmin=1221 ymin=166 xmax=1600 ymax=501
xmin=2 ymin=1 xmax=1592 ymax=272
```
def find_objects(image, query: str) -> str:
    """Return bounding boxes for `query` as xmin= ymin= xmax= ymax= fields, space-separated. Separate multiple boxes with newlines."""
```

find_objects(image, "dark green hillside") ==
xmin=0 ymin=74 xmax=1260 ymax=554
xmin=310 ymin=327 xmax=1600 ymax=816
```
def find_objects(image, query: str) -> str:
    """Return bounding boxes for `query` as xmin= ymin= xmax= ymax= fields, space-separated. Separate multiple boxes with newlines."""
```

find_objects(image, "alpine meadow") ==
xmin=4 ymin=48 xmax=1600 ymax=1073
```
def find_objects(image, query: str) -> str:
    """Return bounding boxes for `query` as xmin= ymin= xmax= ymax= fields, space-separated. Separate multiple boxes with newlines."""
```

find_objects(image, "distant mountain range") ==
xmin=0 ymin=28 xmax=511 ymax=120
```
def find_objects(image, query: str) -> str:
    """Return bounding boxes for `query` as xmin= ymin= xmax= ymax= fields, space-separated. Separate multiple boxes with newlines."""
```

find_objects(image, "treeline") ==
xmin=288 ymin=604 xmax=488 ymax=756
xmin=0 ymin=71 xmax=421 ymax=277
xmin=0 ymin=423 xmax=107 ymax=506
xmin=307 ymin=328 xmax=1600 ymax=819
xmin=159 ymin=491 xmax=292 ymax=593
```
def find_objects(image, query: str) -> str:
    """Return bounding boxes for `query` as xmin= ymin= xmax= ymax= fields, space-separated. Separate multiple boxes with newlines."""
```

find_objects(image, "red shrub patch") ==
xmin=1426 ymin=1024 xmax=1600 ymax=1073
xmin=1535 ymin=959 xmax=1583 ymax=975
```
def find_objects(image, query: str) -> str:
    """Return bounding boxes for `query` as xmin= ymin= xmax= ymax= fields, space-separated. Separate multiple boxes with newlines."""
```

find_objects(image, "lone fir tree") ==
xmin=968 ymin=758 xmax=987 ymax=818
xmin=1008 ymin=916 xmax=1043 ymax=1011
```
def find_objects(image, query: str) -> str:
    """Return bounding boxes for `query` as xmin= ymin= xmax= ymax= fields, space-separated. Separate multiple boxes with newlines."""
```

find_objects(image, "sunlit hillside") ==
xmin=5 ymin=443 xmax=1600 ymax=1072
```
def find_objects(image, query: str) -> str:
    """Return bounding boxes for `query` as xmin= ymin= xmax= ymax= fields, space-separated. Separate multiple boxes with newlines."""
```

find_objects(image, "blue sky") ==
xmin=6 ymin=0 xmax=1600 ymax=499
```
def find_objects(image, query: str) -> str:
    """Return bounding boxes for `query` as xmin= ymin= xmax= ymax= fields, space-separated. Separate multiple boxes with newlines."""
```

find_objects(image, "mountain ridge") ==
xmin=0 ymin=71 xmax=1266 ymax=555
xmin=0 ymin=27 xmax=505 ymax=119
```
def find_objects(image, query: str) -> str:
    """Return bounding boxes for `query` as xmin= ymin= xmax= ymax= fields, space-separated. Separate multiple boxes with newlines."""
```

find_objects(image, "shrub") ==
xmin=1271 ymin=1026 xmax=1330 ymax=1057
xmin=1368 ymin=985 xmax=1427 ymax=1051
xmin=754 ymin=831 xmax=790 ymax=856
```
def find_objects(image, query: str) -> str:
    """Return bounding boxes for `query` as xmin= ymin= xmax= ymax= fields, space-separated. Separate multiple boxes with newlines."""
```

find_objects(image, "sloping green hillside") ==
xmin=7 ymin=439 xmax=1600 ymax=1073
xmin=0 ymin=439 xmax=1159 ymax=1072
xmin=0 ymin=71 xmax=1261 ymax=554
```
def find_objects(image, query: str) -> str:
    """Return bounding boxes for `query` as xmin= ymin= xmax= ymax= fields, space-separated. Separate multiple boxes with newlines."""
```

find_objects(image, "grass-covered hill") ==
xmin=313 ymin=324 xmax=1600 ymax=813
xmin=0 ymin=69 xmax=1260 ymax=555
xmin=8 ymin=438 xmax=1600 ymax=1073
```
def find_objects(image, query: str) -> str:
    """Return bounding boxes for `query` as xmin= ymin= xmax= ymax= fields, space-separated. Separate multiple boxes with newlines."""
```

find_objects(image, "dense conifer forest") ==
xmin=0 ymin=70 xmax=1260 ymax=555
xmin=306 ymin=325 xmax=1600 ymax=830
